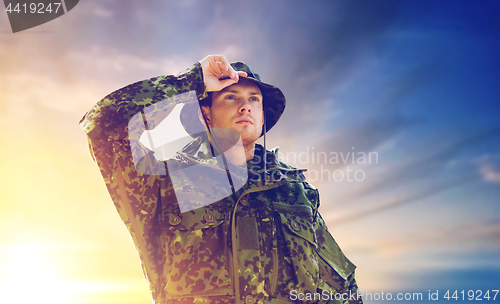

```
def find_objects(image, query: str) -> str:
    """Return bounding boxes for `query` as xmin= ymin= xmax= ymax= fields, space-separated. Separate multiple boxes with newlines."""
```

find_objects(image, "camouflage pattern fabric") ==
xmin=79 ymin=62 xmax=363 ymax=304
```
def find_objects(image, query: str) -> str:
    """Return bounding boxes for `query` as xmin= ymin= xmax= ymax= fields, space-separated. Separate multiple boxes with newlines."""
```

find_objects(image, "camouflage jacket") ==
xmin=80 ymin=63 xmax=362 ymax=304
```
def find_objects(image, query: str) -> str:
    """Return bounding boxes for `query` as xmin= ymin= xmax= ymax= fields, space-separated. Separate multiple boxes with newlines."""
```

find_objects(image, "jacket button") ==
xmin=112 ymin=142 xmax=120 ymax=153
xmin=169 ymin=215 xmax=181 ymax=226
xmin=240 ymin=196 xmax=249 ymax=206
xmin=244 ymin=295 xmax=255 ymax=304
xmin=291 ymin=220 xmax=300 ymax=232
xmin=204 ymin=213 xmax=215 ymax=223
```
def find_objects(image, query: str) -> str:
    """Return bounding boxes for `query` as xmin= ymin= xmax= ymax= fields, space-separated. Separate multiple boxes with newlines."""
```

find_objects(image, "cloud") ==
xmin=329 ymin=175 xmax=476 ymax=227
xmin=347 ymin=219 xmax=500 ymax=282
xmin=347 ymin=219 xmax=500 ymax=292
xmin=346 ymin=128 xmax=500 ymax=201
xmin=92 ymin=6 xmax=113 ymax=18
xmin=480 ymin=164 xmax=500 ymax=183
xmin=475 ymin=154 xmax=500 ymax=184
xmin=0 ymin=43 xmax=196 ymax=137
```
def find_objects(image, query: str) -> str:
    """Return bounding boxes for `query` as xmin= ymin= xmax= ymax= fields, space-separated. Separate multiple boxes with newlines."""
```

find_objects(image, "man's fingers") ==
xmin=216 ymin=60 xmax=240 ymax=80
xmin=201 ymin=55 xmax=226 ymax=75
xmin=217 ymin=78 xmax=238 ymax=90
xmin=237 ymin=71 xmax=248 ymax=78
xmin=215 ymin=60 xmax=225 ymax=75
xmin=200 ymin=55 xmax=248 ymax=92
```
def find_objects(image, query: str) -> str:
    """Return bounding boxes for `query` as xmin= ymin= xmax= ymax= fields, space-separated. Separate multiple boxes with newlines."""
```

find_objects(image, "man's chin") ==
xmin=239 ymin=133 xmax=261 ymax=147
xmin=221 ymin=125 xmax=261 ymax=146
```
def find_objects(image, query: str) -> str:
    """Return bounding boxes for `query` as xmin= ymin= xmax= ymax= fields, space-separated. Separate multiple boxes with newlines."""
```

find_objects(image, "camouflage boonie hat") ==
xmin=180 ymin=61 xmax=286 ymax=137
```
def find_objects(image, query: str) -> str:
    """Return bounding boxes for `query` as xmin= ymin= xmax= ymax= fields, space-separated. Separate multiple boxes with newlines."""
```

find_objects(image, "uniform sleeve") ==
xmin=79 ymin=62 xmax=207 ymax=147
xmin=311 ymin=188 xmax=363 ymax=304
xmin=79 ymin=62 xmax=205 ymax=303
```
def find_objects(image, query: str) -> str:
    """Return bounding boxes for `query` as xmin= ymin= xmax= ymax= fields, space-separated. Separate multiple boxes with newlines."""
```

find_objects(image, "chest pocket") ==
xmin=159 ymin=195 xmax=232 ymax=297
xmin=274 ymin=203 xmax=320 ymax=294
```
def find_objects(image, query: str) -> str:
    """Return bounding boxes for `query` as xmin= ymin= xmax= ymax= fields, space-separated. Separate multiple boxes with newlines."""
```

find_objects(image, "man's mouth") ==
xmin=236 ymin=118 xmax=253 ymax=125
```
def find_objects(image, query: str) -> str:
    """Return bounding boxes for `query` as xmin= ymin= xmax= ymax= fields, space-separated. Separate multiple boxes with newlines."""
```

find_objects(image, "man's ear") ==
xmin=198 ymin=106 xmax=211 ymax=127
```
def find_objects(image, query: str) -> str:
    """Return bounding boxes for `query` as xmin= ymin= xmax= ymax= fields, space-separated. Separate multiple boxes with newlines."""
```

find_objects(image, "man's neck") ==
xmin=222 ymin=142 xmax=255 ymax=166
xmin=243 ymin=143 xmax=256 ymax=163
xmin=208 ymin=136 xmax=256 ymax=166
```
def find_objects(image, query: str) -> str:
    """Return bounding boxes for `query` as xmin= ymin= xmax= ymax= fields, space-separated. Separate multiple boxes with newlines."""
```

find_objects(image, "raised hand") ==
xmin=199 ymin=55 xmax=248 ymax=92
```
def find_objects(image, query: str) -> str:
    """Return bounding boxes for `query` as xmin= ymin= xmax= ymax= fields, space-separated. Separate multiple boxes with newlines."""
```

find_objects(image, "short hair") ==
xmin=199 ymin=92 xmax=213 ymax=108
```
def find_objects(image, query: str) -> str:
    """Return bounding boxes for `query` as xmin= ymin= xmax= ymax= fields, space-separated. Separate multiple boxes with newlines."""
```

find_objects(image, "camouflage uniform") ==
xmin=80 ymin=62 xmax=362 ymax=304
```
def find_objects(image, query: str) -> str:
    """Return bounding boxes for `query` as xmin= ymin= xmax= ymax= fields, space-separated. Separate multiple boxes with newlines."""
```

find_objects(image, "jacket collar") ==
xmin=176 ymin=135 xmax=306 ymax=184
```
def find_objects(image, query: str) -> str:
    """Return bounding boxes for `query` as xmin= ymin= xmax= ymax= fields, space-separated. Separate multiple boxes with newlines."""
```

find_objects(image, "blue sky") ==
xmin=0 ymin=0 xmax=499 ymax=303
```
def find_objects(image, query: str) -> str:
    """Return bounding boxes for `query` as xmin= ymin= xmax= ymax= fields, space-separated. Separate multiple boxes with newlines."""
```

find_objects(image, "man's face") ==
xmin=201 ymin=79 xmax=264 ymax=146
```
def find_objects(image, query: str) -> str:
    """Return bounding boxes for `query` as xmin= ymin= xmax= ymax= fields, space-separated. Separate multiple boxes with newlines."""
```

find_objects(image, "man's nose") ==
xmin=238 ymin=100 xmax=251 ymax=113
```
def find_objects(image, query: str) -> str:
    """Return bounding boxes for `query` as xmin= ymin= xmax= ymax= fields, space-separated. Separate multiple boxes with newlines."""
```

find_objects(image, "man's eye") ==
xmin=250 ymin=97 xmax=260 ymax=102
xmin=225 ymin=95 xmax=235 ymax=100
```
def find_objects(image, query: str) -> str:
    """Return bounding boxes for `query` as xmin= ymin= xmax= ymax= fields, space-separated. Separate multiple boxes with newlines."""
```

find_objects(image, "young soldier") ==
xmin=80 ymin=55 xmax=362 ymax=304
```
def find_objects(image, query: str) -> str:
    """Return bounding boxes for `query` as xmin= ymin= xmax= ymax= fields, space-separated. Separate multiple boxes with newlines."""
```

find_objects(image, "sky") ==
xmin=1 ymin=0 xmax=499 ymax=303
